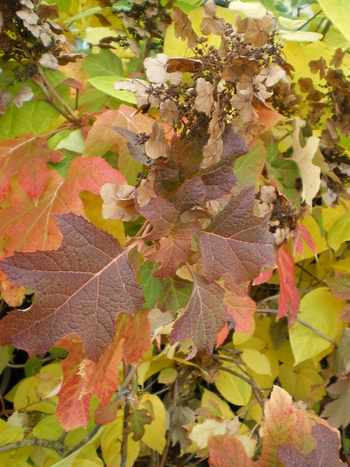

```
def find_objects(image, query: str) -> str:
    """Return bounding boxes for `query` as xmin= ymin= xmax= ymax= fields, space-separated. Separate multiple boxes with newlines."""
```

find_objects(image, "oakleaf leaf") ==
xmin=322 ymin=376 xmax=350 ymax=429
xmin=0 ymin=134 xmax=63 ymax=203
xmin=147 ymin=235 xmax=193 ymax=278
xmin=170 ymin=268 xmax=227 ymax=358
xmin=55 ymin=335 xmax=91 ymax=431
xmin=124 ymin=406 xmax=154 ymax=441
xmin=0 ymin=213 xmax=144 ymax=362
xmin=199 ymin=186 xmax=275 ymax=283
xmin=278 ymin=423 xmax=344 ymax=466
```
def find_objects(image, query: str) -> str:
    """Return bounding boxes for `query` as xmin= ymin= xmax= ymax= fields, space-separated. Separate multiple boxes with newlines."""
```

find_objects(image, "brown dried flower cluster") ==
xmin=298 ymin=49 xmax=350 ymax=205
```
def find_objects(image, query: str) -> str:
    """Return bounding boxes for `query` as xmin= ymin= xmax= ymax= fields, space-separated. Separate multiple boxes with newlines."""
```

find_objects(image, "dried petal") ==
xmin=144 ymin=54 xmax=182 ymax=85
xmin=171 ymin=6 xmax=198 ymax=49
xmin=12 ymin=87 xmax=34 ymax=108
xmin=160 ymin=99 xmax=179 ymax=125
xmin=145 ymin=122 xmax=169 ymax=160
xmin=101 ymin=183 xmax=139 ymax=222
xmin=195 ymin=78 xmax=214 ymax=115
xmin=16 ymin=7 xmax=39 ymax=25
xmin=36 ymin=3 xmax=59 ymax=21
xmin=114 ymin=79 xmax=160 ymax=109
xmin=330 ymin=48 xmax=345 ymax=68
xmin=137 ymin=170 xmax=158 ymax=207
xmin=39 ymin=53 xmax=58 ymax=71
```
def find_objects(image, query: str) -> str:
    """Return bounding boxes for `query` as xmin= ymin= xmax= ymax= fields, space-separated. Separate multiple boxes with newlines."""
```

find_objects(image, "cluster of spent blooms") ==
xmin=96 ymin=0 xmax=175 ymax=57
xmin=298 ymin=49 xmax=350 ymax=205
xmin=255 ymin=184 xmax=305 ymax=248
xmin=114 ymin=1 xmax=291 ymax=154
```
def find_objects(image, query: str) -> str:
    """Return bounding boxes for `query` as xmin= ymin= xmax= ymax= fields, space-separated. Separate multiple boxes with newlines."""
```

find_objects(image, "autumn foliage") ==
xmin=0 ymin=0 xmax=350 ymax=465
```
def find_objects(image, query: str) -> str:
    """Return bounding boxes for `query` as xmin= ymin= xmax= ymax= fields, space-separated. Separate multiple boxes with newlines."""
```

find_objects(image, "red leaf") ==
xmin=199 ymin=186 xmax=275 ymax=284
xmin=0 ymin=213 xmax=144 ymax=362
xmin=0 ymin=157 xmax=127 ymax=258
xmin=276 ymin=244 xmax=300 ymax=325
xmin=147 ymin=235 xmax=192 ymax=278
xmin=216 ymin=321 xmax=229 ymax=347
xmin=136 ymin=177 xmax=207 ymax=240
xmin=55 ymin=335 xmax=90 ymax=431
xmin=253 ymin=269 xmax=274 ymax=285
xmin=94 ymin=401 xmax=119 ymax=425
xmin=79 ymin=337 xmax=124 ymax=407
xmin=114 ymin=309 xmax=151 ymax=365
xmin=296 ymin=223 xmax=317 ymax=257
xmin=208 ymin=435 xmax=255 ymax=467
xmin=223 ymin=280 xmax=256 ymax=333
xmin=0 ymin=134 xmax=63 ymax=203
xmin=170 ymin=268 xmax=227 ymax=358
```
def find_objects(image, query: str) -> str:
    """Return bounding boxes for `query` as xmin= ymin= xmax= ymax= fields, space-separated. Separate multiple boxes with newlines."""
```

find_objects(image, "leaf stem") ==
xmin=256 ymin=308 xmax=338 ymax=347
xmin=294 ymin=10 xmax=322 ymax=32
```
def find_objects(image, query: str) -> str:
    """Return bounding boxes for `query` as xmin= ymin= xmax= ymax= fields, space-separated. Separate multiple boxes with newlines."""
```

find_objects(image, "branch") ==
xmin=0 ymin=438 xmax=67 ymax=455
xmin=212 ymin=365 xmax=264 ymax=412
xmin=256 ymin=308 xmax=338 ymax=347
xmin=159 ymin=378 xmax=179 ymax=467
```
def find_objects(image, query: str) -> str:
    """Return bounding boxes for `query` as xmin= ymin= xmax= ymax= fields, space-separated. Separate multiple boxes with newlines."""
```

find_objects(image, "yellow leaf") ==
xmin=229 ymin=1 xmax=267 ymax=18
xmin=322 ymin=203 xmax=346 ymax=232
xmin=13 ymin=377 xmax=40 ymax=411
xmin=101 ymin=413 xmax=139 ymax=467
xmin=234 ymin=337 xmax=266 ymax=351
xmin=278 ymin=363 xmax=325 ymax=401
xmin=201 ymin=389 xmax=234 ymax=420
xmin=234 ymin=434 xmax=257 ymax=458
xmin=241 ymin=349 xmax=272 ymax=376
xmin=280 ymin=31 xmax=323 ymax=42
xmin=140 ymin=394 xmax=166 ymax=454
xmin=215 ymin=364 xmax=251 ymax=406
xmin=0 ymin=427 xmax=24 ymax=447
xmin=189 ymin=419 xmax=227 ymax=449
xmin=289 ymin=288 xmax=346 ymax=365
xmin=81 ymin=191 xmax=125 ymax=244
xmin=276 ymin=341 xmax=295 ymax=365
xmin=293 ymin=215 xmax=328 ymax=262
xmin=318 ymin=0 xmax=350 ymax=41
xmin=250 ymin=403 xmax=263 ymax=422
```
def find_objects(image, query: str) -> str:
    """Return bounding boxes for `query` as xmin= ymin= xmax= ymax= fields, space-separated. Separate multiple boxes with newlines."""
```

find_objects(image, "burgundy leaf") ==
xmin=278 ymin=423 xmax=344 ymax=467
xmin=136 ymin=177 xmax=207 ymax=240
xmin=0 ymin=213 xmax=144 ymax=362
xmin=147 ymin=235 xmax=193 ymax=278
xmin=199 ymin=186 xmax=275 ymax=283
xmin=201 ymin=160 xmax=238 ymax=201
xmin=170 ymin=268 xmax=227 ymax=358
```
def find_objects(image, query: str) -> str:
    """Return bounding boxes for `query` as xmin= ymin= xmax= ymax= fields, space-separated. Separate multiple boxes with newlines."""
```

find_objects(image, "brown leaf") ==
xmin=145 ymin=121 xmax=169 ymax=160
xmin=244 ymin=14 xmax=275 ymax=47
xmin=201 ymin=137 xmax=223 ymax=170
xmin=101 ymin=183 xmax=140 ymax=222
xmin=144 ymin=53 xmax=182 ymax=85
xmin=195 ymin=78 xmax=214 ymax=115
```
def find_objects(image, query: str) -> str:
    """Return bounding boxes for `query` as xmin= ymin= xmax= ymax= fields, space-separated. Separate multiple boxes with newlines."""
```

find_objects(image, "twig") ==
xmin=217 ymin=346 xmax=242 ymax=357
xmin=256 ymin=308 xmax=338 ymax=347
xmin=256 ymin=288 xmax=314 ymax=307
xmin=212 ymin=354 xmax=246 ymax=366
xmin=178 ymin=452 xmax=197 ymax=467
xmin=159 ymin=378 xmax=179 ymax=467
xmin=294 ymin=10 xmax=322 ymax=32
xmin=295 ymin=263 xmax=326 ymax=286
xmin=0 ymin=438 xmax=67 ymax=455
xmin=212 ymin=365 xmax=264 ymax=412
xmin=37 ymin=68 xmax=81 ymax=125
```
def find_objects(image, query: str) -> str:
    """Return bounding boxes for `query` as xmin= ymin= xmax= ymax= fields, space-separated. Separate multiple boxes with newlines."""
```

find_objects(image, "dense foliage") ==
xmin=1 ymin=0 xmax=350 ymax=465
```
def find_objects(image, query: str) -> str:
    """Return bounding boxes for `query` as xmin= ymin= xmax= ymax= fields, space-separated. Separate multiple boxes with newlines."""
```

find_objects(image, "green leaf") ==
xmin=82 ymin=50 xmax=124 ymax=77
xmin=0 ymin=345 xmax=13 ymax=374
xmin=140 ymin=261 xmax=162 ymax=310
xmin=64 ymin=6 xmax=104 ymax=23
xmin=33 ymin=415 xmax=65 ymax=441
xmin=124 ymin=408 xmax=153 ymax=442
xmin=56 ymin=130 xmax=85 ymax=153
xmin=327 ymin=213 xmax=350 ymax=251
xmin=233 ymin=140 xmax=266 ymax=193
xmin=87 ymin=77 xmax=137 ymax=104
xmin=24 ymin=356 xmax=42 ymax=377
xmin=289 ymin=288 xmax=346 ymax=365
xmin=318 ymin=0 xmax=350 ymax=41
xmin=332 ymin=328 xmax=350 ymax=376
